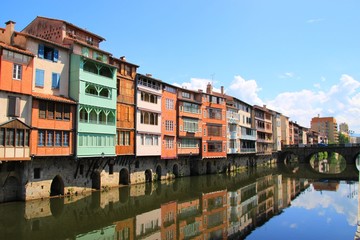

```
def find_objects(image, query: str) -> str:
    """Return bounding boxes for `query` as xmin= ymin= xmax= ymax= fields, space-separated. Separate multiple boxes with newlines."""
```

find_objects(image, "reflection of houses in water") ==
xmin=136 ymin=209 xmax=161 ymax=239
xmin=5 ymin=171 xmax=315 ymax=240
xmin=201 ymin=190 xmax=228 ymax=239
xmin=114 ymin=218 xmax=135 ymax=240
xmin=177 ymin=198 xmax=203 ymax=239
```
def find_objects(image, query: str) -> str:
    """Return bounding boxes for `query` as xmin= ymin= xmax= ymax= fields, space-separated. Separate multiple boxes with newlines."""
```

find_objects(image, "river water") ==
xmin=0 ymin=164 xmax=358 ymax=240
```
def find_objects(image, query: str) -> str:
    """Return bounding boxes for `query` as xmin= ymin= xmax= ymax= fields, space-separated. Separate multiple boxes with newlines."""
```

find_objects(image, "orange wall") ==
xmin=0 ymin=57 xmax=33 ymax=95
xmin=30 ymin=99 xmax=75 ymax=156
xmin=161 ymin=90 xmax=177 ymax=159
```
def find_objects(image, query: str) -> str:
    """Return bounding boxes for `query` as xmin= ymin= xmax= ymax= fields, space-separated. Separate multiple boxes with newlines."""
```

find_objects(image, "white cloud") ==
xmin=228 ymin=75 xmax=263 ymax=106
xmin=289 ymin=223 xmax=297 ymax=229
xmin=177 ymin=74 xmax=360 ymax=133
xmin=307 ymin=18 xmax=324 ymax=24
xmin=173 ymin=77 xmax=221 ymax=93
xmin=279 ymin=72 xmax=295 ymax=79
xmin=266 ymin=74 xmax=360 ymax=132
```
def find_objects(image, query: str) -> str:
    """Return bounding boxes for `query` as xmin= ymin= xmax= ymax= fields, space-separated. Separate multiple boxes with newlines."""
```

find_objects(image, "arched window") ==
xmin=85 ymin=85 xmax=97 ymax=95
xmin=89 ymin=110 xmax=97 ymax=123
xmin=99 ymin=66 xmax=113 ymax=78
xmin=144 ymin=112 xmax=150 ymax=124
xmin=150 ymin=113 xmax=155 ymax=125
xmin=108 ymin=112 xmax=115 ymax=125
xmin=99 ymin=88 xmax=109 ymax=98
xmin=144 ymin=93 xmax=150 ymax=102
xmin=83 ymin=61 xmax=97 ymax=74
xmin=99 ymin=111 xmax=106 ymax=124
xmin=79 ymin=109 xmax=88 ymax=122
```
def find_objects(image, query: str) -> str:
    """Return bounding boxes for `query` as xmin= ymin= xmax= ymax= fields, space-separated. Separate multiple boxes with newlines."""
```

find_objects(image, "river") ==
xmin=0 ymin=164 xmax=358 ymax=240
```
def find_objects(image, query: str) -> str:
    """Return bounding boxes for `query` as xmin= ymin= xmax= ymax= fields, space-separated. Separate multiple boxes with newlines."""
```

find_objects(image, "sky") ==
xmin=1 ymin=0 xmax=360 ymax=134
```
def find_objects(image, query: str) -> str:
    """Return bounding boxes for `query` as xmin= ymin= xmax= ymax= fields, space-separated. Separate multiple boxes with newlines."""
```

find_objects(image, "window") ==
xmin=119 ymin=131 xmax=130 ymax=146
xmin=166 ymin=99 xmax=174 ymax=110
xmin=208 ymin=125 xmax=222 ymax=136
xmin=5 ymin=129 xmax=14 ymax=146
xmin=208 ymin=142 xmax=222 ymax=152
xmin=141 ymin=92 xmax=157 ymax=104
xmin=8 ymin=96 xmax=20 ymax=117
xmin=52 ymin=73 xmax=60 ymax=89
xmin=179 ymin=138 xmax=198 ymax=148
xmin=182 ymin=92 xmax=190 ymax=99
xmin=55 ymin=131 xmax=62 ymax=146
xmin=183 ymin=102 xmax=200 ymax=114
xmin=208 ymin=108 xmax=222 ymax=120
xmin=35 ymin=69 xmax=45 ymax=87
xmin=34 ymin=168 xmax=41 ymax=179
xmin=15 ymin=129 xmax=24 ymax=146
xmin=38 ymin=44 xmax=58 ymax=62
xmin=165 ymin=137 xmax=174 ymax=149
xmin=140 ymin=111 xmax=158 ymax=125
xmin=165 ymin=120 xmax=174 ymax=131
xmin=125 ymin=65 xmax=131 ymax=76
xmin=46 ymin=131 xmax=53 ymax=146
xmin=38 ymin=130 xmax=69 ymax=147
xmin=13 ymin=64 xmax=22 ymax=80
xmin=141 ymin=134 xmax=159 ymax=146
xmin=39 ymin=100 xmax=71 ymax=121
xmin=183 ymin=118 xmax=199 ymax=133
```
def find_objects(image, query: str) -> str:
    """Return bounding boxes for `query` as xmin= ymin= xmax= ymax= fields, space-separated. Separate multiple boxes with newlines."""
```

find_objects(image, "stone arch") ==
xmin=2 ymin=176 xmax=20 ymax=202
xmin=91 ymin=171 xmax=101 ymax=190
xmin=119 ymin=168 xmax=129 ymax=185
xmin=156 ymin=165 xmax=162 ymax=180
xmin=50 ymin=175 xmax=64 ymax=197
xmin=173 ymin=164 xmax=179 ymax=178
xmin=145 ymin=169 xmax=152 ymax=182
xmin=206 ymin=161 xmax=212 ymax=174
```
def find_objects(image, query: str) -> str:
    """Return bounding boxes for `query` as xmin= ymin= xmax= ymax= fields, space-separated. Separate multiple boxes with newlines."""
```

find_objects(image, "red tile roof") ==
xmin=0 ymin=42 xmax=34 ymax=56
xmin=32 ymin=92 xmax=76 ymax=104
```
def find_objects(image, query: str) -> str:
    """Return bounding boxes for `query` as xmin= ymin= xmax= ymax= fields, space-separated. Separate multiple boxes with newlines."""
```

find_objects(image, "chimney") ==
xmin=4 ymin=20 xmax=16 ymax=45
xmin=120 ymin=56 xmax=126 ymax=61
xmin=263 ymin=104 xmax=267 ymax=109
xmin=145 ymin=73 xmax=152 ymax=77
xmin=206 ymin=82 xmax=212 ymax=94
xmin=198 ymin=89 xmax=203 ymax=93
xmin=221 ymin=86 xmax=224 ymax=95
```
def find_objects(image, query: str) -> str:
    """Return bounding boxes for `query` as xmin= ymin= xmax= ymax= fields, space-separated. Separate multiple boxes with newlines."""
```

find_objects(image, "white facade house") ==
xmin=135 ymin=74 xmax=162 ymax=156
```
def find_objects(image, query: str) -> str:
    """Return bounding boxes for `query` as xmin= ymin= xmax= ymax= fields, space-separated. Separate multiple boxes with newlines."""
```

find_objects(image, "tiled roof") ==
xmin=32 ymin=92 xmax=76 ymax=104
xmin=0 ymin=42 xmax=34 ymax=56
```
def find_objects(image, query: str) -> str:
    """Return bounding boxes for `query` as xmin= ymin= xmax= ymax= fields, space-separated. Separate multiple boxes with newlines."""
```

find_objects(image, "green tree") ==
xmin=338 ymin=132 xmax=349 ymax=144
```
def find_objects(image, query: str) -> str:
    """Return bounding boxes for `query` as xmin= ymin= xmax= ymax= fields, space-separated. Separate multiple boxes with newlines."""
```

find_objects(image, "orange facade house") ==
xmin=0 ymin=21 xmax=34 ymax=161
xmin=111 ymin=56 xmax=138 ymax=156
xmin=177 ymin=88 xmax=203 ymax=157
xmin=30 ymin=93 xmax=76 ymax=156
xmin=201 ymin=83 xmax=227 ymax=159
xmin=161 ymin=83 xmax=178 ymax=159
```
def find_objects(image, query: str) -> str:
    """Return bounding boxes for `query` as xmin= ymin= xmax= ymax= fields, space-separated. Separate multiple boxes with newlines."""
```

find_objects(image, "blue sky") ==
xmin=2 ymin=0 xmax=360 ymax=133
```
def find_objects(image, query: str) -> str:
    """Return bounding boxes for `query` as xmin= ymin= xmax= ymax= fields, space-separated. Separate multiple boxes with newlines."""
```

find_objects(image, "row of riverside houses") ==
xmin=0 ymin=17 xmax=317 ymax=202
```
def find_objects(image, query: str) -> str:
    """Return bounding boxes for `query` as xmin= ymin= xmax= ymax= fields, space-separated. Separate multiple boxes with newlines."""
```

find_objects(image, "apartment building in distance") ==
xmin=310 ymin=115 xmax=338 ymax=143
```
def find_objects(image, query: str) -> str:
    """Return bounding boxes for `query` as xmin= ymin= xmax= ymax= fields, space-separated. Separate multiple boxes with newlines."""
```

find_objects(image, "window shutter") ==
xmin=52 ymin=73 xmax=60 ymax=89
xmin=35 ymin=69 xmax=44 ymax=87
xmin=15 ymin=97 xmax=20 ymax=117
xmin=38 ymin=44 xmax=44 ymax=59
xmin=53 ymin=49 xmax=59 ymax=62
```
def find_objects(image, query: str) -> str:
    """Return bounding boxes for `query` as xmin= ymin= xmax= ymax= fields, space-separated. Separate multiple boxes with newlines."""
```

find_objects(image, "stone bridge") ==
xmin=279 ymin=143 xmax=360 ymax=165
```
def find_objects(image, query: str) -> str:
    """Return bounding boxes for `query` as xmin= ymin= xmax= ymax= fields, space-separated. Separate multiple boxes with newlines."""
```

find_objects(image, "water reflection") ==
xmin=310 ymin=151 xmax=347 ymax=174
xmin=0 ymin=164 xmax=358 ymax=240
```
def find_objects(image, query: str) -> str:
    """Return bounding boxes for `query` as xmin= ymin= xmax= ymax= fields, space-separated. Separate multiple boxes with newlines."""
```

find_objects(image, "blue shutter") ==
xmin=38 ymin=44 xmax=44 ymax=59
xmin=52 ymin=73 xmax=60 ymax=89
xmin=53 ymin=49 xmax=58 ymax=62
xmin=35 ymin=69 xmax=44 ymax=87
